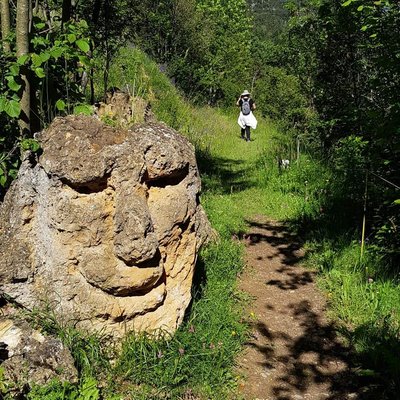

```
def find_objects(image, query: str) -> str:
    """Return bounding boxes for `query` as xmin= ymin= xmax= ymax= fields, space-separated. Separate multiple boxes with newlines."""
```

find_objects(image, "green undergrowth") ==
xmin=10 ymin=46 xmax=399 ymax=399
xmin=307 ymin=240 xmax=400 ymax=396
xmin=25 ymin=306 xmax=111 ymax=378
xmin=185 ymin=89 xmax=400 ymax=396
xmin=16 ymin=240 xmax=248 ymax=400
xmin=108 ymin=240 xmax=247 ymax=399
xmin=0 ymin=46 xmax=251 ymax=400
xmin=98 ymin=47 xmax=192 ymax=131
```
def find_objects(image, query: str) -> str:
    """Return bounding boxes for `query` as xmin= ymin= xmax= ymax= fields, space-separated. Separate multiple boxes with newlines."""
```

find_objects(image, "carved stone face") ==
xmin=0 ymin=116 xmax=210 ymax=336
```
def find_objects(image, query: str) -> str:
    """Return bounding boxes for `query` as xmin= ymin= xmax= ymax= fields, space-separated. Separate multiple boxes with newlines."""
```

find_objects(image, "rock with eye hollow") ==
xmin=0 ymin=115 xmax=212 ymax=338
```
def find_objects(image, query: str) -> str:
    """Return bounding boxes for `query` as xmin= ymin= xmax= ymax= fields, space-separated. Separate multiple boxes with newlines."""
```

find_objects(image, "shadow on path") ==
xmin=238 ymin=218 xmax=378 ymax=400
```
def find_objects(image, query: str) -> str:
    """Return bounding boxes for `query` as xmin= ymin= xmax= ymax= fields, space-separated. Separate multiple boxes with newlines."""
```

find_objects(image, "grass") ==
xmin=97 ymin=47 xmax=192 ymax=131
xmin=24 ymin=305 xmax=111 ymax=378
xmin=183 ymin=89 xmax=400 ymax=397
xmin=308 ymin=241 xmax=400 ymax=395
xmin=109 ymin=240 xmax=247 ymax=399
xmin=11 ymin=46 xmax=400 ymax=399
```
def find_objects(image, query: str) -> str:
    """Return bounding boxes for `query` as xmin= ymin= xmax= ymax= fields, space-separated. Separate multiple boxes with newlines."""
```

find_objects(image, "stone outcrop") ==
xmin=95 ymin=91 xmax=155 ymax=127
xmin=0 ymin=317 xmax=77 ymax=388
xmin=0 ymin=116 xmax=211 ymax=338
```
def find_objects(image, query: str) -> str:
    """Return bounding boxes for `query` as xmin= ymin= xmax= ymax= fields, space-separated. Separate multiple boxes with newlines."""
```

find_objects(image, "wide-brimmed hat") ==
xmin=241 ymin=90 xmax=251 ymax=97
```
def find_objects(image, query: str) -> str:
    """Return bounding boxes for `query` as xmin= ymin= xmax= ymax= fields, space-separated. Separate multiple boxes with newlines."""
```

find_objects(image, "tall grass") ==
xmin=111 ymin=240 xmax=247 ymax=399
xmin=182 ymin=75 xmax=400 ymax=396
xmin=24 ymin=306 xmax=111 ymax=379
xmin=308 ymin=241 xmax=400 ymax=395
xmin=17 ymin=46 xmax=400 ymax=399
xmin=100 ymin=47 xmax=191 ymax=131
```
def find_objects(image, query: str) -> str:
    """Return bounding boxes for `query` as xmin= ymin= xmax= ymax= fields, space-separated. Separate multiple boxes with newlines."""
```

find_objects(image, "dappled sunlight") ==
xmin=237 ymin=218 xmax=379 ymax=400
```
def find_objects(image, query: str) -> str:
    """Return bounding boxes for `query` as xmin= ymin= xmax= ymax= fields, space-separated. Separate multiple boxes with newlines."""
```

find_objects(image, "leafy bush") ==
xmin=254 ymin=66 xmax=316 ymax=134
xmin=100 ymin=47 xmax=191 ymax=131
xmin=331 ymin=135 xmax=368 ymax=203
xmin=0 ymin=18 xmax=92 ymax=198
xmin=28 ymin=377 xmax=100 ymax=400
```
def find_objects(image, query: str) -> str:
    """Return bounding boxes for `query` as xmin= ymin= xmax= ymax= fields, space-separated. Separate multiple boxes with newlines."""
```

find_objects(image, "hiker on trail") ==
xmin=236 ymin=90 xmax=257 ymax=142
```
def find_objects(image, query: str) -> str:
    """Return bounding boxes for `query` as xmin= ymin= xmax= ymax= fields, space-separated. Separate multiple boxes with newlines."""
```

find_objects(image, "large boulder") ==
xmin=0 ymin=116 xmax=211 ymax=338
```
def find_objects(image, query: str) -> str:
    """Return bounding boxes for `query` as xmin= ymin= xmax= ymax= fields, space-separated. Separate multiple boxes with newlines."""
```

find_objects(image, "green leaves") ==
xmin=31 ymin=53 xmax=42 ymax=67
xmin=20 ymin=139 xmax=40 ymax=152
xmin=4 ymin=100 xmax=21 ymax=118
xmin=0 ymin=97 xmax=5 ymax=112
xmin=0 ymin=15 xmax=94 ymax=126
xmin=34 ymin=68 xmax=46 ymax=78
xmin=0 ymin=16 xmax=94 ymax=199
xmin=9 ymin=65 xmax=20 ymax=76
xmin=68 ymin=33 xmax=77 ymax=43
xmin=78 ymin=55 xmax=91 ymax=66
xmin=55 ymin=99 xmax=67 ymax=111
xmin=0 ymin=143 xmax=19 ymax=190
xmin=0 ymin=97 xmax=21 ymax=118
xmin=34 ymin=21 xmax=46 ymax=30
xmin=79 ymin=377 xmax=100 ymax=400
xmin=76 ymin=39 xmax=90 ymax=53
xmin=74 ymin=104 xmax=93 ymax=115
xmin=0 ymin=174 xmax=6 ymax=187
xmin=50 ymin=47 xmax=64 ymax=59
xmin=31 ymin=52 xmax=51 ymax=67
xmin=6 ymin=76 xmax=21 ymax=91
xmin=40 ymin=52 xmax=51 ymax=63
xmin=17 ymin=54 xmax=29 ymax=65
xmin=342 ymin=0 xmax=354 ymax=7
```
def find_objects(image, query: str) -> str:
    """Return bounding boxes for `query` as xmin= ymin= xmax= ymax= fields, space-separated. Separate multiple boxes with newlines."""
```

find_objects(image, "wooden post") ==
xmin=296 ymin=136 xmax=300 ymax=165
xmin=360 ymin=171 xmax=368 ymax=269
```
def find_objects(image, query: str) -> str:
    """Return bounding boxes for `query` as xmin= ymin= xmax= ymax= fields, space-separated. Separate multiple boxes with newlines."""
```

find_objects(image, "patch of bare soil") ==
xmin=236 ymin=217 xmax=368 ymax=400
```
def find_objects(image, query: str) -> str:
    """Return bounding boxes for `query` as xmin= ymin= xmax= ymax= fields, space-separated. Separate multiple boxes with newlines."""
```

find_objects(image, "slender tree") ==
xmin=0 ymin=0 xmax=11 ymax=52
xmin=62 ymin=0 xmax=77 ymax=26
xmin=62 ymin=0 xmax=72 ymax=24
xmin=16 ymin=0 xmax=30 ymax=135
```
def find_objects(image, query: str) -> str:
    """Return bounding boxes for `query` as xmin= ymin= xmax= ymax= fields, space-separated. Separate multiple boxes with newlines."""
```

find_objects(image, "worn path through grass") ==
xmin=197 ymin=114 xmax=374 ymax=399
xmin=236 ymin=218 xmax=368 ymax=400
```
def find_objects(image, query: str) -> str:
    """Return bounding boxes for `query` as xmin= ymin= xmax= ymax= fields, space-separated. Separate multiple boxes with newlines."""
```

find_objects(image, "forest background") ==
xmin=0 ymin=0 xmax=399 ymax=398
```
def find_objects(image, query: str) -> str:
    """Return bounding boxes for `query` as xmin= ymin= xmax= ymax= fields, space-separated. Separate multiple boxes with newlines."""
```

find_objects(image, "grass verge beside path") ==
xmin=192 ymin=105 xmax=400 ymax=398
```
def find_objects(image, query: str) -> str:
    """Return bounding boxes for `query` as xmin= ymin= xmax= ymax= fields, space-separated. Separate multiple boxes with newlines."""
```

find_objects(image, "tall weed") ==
xmin=24 ymin=306 xmax=111 ymax=378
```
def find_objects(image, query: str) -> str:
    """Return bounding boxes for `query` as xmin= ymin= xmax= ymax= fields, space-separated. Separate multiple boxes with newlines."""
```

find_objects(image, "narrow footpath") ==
xmin=236 ymin=217 xmax=366 ymax=400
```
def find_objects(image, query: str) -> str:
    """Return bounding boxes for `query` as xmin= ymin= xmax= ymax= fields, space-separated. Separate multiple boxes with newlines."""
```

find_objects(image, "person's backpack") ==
xmin=241 ymin=99 xmax=251 ymax=116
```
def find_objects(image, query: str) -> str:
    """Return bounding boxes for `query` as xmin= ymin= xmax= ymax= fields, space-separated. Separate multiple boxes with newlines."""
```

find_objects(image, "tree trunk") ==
xmin=0 ymin=0 xmax=11 ymax=52
xmin=62 ymin=0 xmax=72 ymax=26
xmin=92 ymin=0 xmax=102 ymax=24
xmin=90 ymin=0 xmax=102 ymax=102
xmin=16 ymin=0 xmax=31 ymax=136
xmin=103 ymin=0 xmax=110 ymax=97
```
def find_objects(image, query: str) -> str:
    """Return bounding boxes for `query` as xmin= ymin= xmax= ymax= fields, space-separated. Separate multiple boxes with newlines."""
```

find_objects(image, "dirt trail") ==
xmin=236 ymin=217 xmax=363 ymax=400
